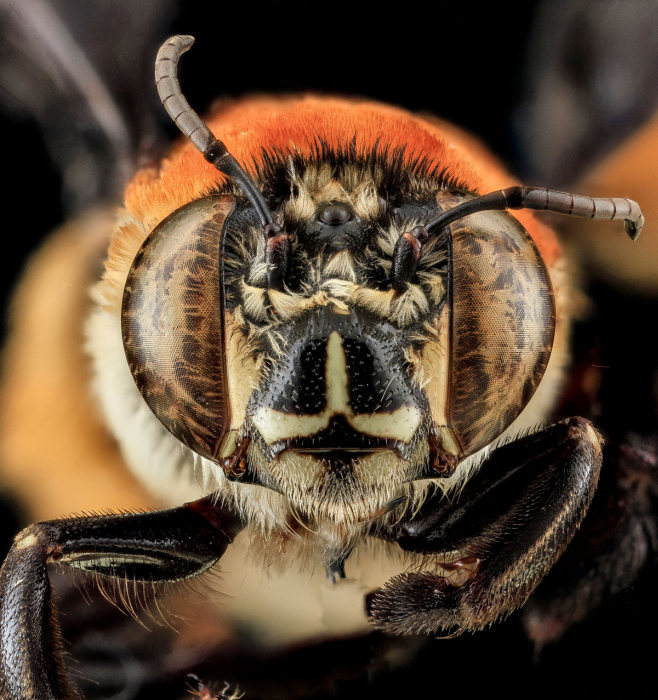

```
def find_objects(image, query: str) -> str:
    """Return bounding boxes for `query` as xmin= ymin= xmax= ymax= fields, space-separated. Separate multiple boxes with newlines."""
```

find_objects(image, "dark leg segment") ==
xmin=522 ymin=430 xmax=657 ymax=647
xmin=368 ymin=417 xmax=603 ymax=634
xmin=0 ymin=495 xmax=242 ymax=700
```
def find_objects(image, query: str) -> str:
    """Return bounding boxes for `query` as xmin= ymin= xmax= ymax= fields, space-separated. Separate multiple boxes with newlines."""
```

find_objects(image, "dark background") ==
xmin=0 ymin=1 xmax=657 ymax=698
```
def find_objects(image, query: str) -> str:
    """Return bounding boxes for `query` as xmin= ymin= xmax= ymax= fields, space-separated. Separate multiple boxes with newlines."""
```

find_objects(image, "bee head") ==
xmin=120 ymin=140 xmax=556 ymax=522
xmin=103 ymin=37 xmax=638 ymax=525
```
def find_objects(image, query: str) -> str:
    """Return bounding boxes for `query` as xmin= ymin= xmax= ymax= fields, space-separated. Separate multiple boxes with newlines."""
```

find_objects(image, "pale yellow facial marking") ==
xmin=252 ymin=331 xmax=422 ymax=444
xmin=349 ymin=409 xmax=421 ymax=442
xmin=326 ymin=331 xmax=349 ymax=413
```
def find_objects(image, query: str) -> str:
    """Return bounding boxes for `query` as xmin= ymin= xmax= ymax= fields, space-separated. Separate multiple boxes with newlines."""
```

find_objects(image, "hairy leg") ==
xmin=0 ymin=494 xmax=242 ymax=700
xmin=368 ymin=417 xmax=602 ymax=634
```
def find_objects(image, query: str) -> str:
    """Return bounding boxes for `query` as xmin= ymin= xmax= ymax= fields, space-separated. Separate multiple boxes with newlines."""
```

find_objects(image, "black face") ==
xmin=247 ymin=306 xmax=429 ymax=462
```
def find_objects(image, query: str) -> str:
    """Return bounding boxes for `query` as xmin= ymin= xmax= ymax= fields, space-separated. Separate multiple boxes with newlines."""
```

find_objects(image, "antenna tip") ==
xmin=624 ymin=205 xmax=644 ymax=242
xmin=625 ymin=215 xmax=643 ymax=242
xmin=156 ymin=35 xmax=196 ymax=65
xmin=170 ymin=34 xmax=195 ymax=48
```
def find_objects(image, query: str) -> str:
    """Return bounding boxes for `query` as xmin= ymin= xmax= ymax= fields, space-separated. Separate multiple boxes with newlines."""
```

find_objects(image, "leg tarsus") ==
xmin=0 ymin=495 xmax=243 ymax=699
xmin=369 ymin=417 xmax=603 ymax=634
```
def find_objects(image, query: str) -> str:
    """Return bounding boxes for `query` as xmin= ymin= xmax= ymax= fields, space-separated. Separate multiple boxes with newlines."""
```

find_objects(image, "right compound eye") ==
xmin=423 ymin=192 xmax=556 ymax=460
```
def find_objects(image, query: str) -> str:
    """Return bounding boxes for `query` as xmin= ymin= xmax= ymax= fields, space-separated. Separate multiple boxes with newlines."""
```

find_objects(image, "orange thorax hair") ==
xmin=124 ymin=95 xmax=561 ymax=266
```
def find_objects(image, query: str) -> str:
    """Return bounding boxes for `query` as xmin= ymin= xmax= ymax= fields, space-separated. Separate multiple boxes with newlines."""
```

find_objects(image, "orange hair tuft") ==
xmin=125 ymin=95 xmax=561 ymax=265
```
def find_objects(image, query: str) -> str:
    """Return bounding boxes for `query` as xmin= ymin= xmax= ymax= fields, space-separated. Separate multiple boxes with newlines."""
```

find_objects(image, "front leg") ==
xmin=0 ymin=495 xmax=243 ymax=700
xmin=368 ymin=417 xmax=602 ymax=634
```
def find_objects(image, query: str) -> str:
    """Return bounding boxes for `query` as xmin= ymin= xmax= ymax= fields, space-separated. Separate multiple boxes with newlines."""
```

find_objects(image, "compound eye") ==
xmin=437 ymin=193 xmax=556 ymax=457
xmin=318 ymin=203 xmax=352 ymax=225
xmin=121 ymin=195 xmax=236 ymax=462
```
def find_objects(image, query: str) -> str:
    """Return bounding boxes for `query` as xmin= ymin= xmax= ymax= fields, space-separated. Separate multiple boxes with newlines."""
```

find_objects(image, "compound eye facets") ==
xmin=449 ymin=206 xmax=555 ymax=456
xmin=121 ymin=195 xmax=236 ymax=462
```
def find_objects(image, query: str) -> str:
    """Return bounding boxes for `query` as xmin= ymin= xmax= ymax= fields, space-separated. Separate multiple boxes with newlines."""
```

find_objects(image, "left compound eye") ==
xmin=427 ymin=193 xmax=556 ymax=458
xmin=121 ymin=194 xmax=236 ymax=462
